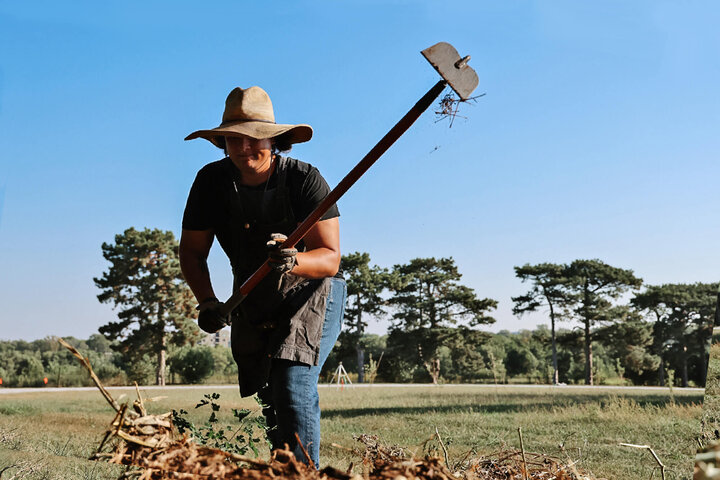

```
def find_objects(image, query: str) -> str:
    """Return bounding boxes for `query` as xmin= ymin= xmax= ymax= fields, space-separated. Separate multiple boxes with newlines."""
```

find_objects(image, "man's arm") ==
xmin=179 ymin=229 xmax=216 ymax=302
xmin=289 ymin=217 xmax=340 ymax=279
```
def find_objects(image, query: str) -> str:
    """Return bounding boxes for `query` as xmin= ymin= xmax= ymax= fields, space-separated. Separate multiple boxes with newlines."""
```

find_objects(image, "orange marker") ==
xmin=43 ymin=377 xmax=48 ymax=385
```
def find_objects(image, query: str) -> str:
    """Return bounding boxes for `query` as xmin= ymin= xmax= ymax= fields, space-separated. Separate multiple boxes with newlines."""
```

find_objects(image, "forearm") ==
xmin=180 ymin=252 xmax=216 ymax=302
xmin=291 ymin=248 xmax=340 ymax=279
xmin=287 ymin=217 xmax=340 ymax=279
xmin=180 ymin=230 xmax=217 ymax=303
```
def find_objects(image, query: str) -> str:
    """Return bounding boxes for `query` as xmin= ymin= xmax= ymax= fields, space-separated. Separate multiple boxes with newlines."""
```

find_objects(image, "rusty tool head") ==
xmin=421 ymin=42 xmax=479 ymax=100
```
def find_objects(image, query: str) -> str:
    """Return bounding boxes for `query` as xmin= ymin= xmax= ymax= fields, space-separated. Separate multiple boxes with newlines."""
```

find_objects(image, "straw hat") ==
xmin=185 ymin=86 xmax=313 ymax=149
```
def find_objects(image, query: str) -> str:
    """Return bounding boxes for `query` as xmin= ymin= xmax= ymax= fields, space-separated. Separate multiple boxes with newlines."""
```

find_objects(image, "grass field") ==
xmin=0 ymin=385 xmax=704 ymax=480
xmin=700 ymin=332 xmax=720 ymax=442
xmin=694 ymin=333 xmax=720 ymax=478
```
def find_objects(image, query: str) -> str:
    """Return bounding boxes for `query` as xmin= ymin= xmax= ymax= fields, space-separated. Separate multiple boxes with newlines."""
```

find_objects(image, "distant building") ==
xmin=198 ymin=329 xmax=231 ymax=348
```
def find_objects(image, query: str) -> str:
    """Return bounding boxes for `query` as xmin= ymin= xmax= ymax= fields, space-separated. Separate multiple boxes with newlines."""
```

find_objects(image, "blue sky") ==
xmin=1 ymin=1 xmax=718 ymax=341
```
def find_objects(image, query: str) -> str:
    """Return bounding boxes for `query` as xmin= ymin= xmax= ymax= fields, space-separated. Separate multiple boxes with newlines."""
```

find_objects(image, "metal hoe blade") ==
xmin=421 ymin=42 xmax=479 ymax=100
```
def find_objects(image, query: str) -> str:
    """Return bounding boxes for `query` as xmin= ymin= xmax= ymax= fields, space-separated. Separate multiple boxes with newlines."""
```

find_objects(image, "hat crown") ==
xmin=222 ymin=86 xmax=275 ymax=124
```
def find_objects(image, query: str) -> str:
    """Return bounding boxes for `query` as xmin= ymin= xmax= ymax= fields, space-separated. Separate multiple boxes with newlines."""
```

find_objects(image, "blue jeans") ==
xmin=258 ymin=277 xmax=346 ymax=467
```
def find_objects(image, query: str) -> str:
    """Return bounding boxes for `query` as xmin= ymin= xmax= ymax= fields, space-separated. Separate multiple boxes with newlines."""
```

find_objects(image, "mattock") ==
xmin=219 ymin=42 xmax=480 ymax=320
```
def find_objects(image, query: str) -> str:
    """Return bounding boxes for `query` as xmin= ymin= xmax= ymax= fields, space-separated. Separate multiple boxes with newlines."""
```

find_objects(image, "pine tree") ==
xmin=342 ymin=252 xmax=387 ymax=382
xmin=512 ymin=262 xmax=571 ymax=385
xmin=563 ymin=259 xmax=642 ymax=385
xmin=632 ymin=282 xmax=718 ymax=387
xmin=387 ymin=257 xmax=496 ymax=383
xmin=94 ymin=227 xmax=199 ymax=385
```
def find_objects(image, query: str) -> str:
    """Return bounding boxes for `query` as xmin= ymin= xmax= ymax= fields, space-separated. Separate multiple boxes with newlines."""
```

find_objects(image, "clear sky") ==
xmin=1 ymin=1 xmax=718 ymax=341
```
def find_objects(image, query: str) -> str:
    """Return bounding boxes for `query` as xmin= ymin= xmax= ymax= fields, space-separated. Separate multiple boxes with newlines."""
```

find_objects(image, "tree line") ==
xmin=0 ymin=334 xmax=239 ymax=387
xmin=339 ymin=253 xmax=717 ymax=387
xmin=1 ymin=227 xmax=715 ymax=387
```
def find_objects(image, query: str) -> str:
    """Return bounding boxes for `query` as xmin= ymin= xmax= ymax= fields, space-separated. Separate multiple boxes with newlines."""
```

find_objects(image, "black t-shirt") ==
xmin=182 ymin=156 xmax=339 ymax=234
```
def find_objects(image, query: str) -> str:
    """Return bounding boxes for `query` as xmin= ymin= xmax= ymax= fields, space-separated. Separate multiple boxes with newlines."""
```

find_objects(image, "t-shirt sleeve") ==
xmin=182 ymin=168 xmax=219 ymax=231
xmin=296 ymin=167 xmax=339 ymax=222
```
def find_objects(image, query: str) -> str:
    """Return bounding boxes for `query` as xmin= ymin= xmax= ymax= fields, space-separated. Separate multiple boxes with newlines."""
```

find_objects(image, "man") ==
xmin=180 ymin=86 xmax=346 ymax=466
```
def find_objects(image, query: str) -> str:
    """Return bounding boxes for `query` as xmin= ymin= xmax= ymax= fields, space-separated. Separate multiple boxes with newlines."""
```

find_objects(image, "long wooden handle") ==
xmin=220 ymin=80 xmax=447 ymax=317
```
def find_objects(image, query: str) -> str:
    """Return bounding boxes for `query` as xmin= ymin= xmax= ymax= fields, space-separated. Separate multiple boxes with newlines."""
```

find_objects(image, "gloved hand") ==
xmin=196 ymin=297 xmax=228 ymax=333
xmin=266 ymin=233 xmax=298 ymax=273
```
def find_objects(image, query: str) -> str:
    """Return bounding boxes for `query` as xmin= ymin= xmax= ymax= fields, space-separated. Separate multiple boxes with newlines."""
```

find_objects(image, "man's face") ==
xmin=225 ymin=135 xmax=272 ymax=171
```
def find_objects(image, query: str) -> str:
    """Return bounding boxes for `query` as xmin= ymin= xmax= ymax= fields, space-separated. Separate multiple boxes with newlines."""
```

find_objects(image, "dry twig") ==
xmin=56 ymin=337 xmax=124 ymax=414
xmin=518 ymin=427 xmax=529 ymax=480
xmin=434 ymin=426 xmax=450 ymax=466
xmin=295 ymin=432 xmax=316 ymax=470
xmin=619 ymin=443 xmax=665 ymax=480
xmin=434 ymin=92 xmax=486 ymax=127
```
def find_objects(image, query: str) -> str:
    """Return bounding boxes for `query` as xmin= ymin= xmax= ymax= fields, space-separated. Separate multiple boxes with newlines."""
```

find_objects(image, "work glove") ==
xmin=266 ymin=233 xmax=298 ymax=273
xmin=196 ymin=297 xmax=228 ymax=333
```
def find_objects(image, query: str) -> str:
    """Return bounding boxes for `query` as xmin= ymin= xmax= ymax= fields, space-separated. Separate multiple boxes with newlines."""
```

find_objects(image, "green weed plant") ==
xmin=171 ymin=393 xmax=270 ymax=457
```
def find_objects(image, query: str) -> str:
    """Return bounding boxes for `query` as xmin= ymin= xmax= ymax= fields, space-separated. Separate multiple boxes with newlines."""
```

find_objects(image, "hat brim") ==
xmin=185 ymin=121 xmax=313 ymax=149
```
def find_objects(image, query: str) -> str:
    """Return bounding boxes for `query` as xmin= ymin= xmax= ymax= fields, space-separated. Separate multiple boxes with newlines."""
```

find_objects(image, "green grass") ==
xmin=0 ymin=386 xmax=704 ymax=480
xmin=700 ymin=335 xmax=720 ymax=443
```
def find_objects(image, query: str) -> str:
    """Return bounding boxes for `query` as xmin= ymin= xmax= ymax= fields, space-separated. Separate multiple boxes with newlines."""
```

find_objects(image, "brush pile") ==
xmin=353 ymin=433 xmax=591 ymax=480
xmin=59 ymin=338 xmax=594 ymax=480
xmin=94 ymin=417 xmax=591 ymax=480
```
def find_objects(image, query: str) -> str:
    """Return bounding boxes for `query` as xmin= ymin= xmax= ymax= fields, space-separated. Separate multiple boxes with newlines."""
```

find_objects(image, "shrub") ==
xmin=170 ymin=346 xmax=215 ymax=384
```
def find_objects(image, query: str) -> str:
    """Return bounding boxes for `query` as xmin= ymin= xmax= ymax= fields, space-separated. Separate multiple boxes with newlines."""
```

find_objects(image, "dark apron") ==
xmin=225 ymin=156 xmax=330 ymax=396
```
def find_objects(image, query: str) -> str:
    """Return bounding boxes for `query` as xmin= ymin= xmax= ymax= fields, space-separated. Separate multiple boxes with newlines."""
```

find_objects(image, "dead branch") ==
xmin=56 ymin=337 xmax=125 ymax=415
xmin=518 ymin=427 xmax=529 ymax=480
xmin=295 ymin=432 xmax=316 ymax=470
xmin=434 ymin=426 xmax=450 ymax=466
xmin=619 ymin=443 xmax=665 ymax=480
